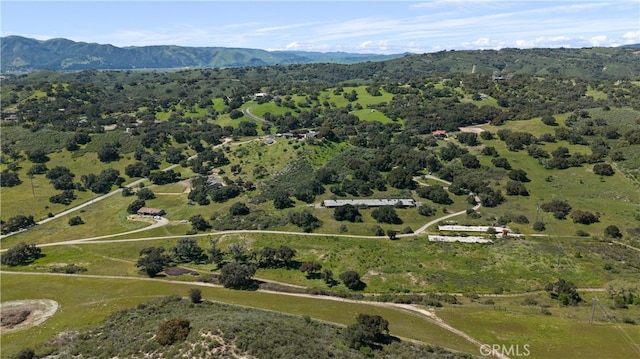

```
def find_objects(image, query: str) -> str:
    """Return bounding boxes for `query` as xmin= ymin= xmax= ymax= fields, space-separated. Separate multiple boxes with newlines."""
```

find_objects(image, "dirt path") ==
xmin=0 ymin=271 xmax=506 ymax=357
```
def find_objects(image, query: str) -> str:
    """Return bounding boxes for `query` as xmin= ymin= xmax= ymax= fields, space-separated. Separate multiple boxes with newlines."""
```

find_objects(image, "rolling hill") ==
xmin=0 ymin=36 xmax=403 ymax=72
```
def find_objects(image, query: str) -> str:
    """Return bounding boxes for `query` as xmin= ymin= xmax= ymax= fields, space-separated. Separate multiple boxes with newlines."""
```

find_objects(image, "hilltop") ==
xmin=0 ymin=36 xmax=403 ymax=73
xmin=2 ymin=36 xmax=640 ymax=81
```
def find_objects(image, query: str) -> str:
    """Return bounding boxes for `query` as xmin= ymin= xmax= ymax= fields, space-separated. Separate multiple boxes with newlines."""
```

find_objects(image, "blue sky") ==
xmin=2 ymin=1 xmax=639 ymax=54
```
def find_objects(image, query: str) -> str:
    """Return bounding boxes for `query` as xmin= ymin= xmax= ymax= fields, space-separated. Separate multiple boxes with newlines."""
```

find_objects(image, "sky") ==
xmin=1 ymin=1 xmax=639 ymax=54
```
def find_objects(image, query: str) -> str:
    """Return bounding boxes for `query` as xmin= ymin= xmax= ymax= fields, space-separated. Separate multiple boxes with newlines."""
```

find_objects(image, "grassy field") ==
xmin=0 ymin=273 xmax=478 ymax=358
xmin=436 ymin=294 xmax=640 ymax=359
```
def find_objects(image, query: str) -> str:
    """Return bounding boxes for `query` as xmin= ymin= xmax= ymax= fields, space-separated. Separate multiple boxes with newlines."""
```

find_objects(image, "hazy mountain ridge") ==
xmin=0 ymin=36 xmax=403 ymax=72
xmin=2 ymin=36 xmax=640 ymax=80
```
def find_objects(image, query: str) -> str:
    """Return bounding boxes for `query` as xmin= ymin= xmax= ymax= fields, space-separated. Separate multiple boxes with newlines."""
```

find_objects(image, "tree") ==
xmin=97 ymin=143 xmax=120 ymax=163
xmin=570 ymin=210 xmax=599 ymax=224
xmin=508 ymin=169 xmax=530 ymax=182
xmin=171 ymin=238 xmax=205 ymax=263
xmin=227 ymin=242 xmax=249 ymax=263
xmin=1 ymin=215 xmax=36 ymax=235
xmin=127 ymin=199 xmax=146 ymax=214
xmin=339 ymin=270 xmax=366 ymax=290
xmin=593 ymin=163 xmax=614 ymax=176
xmin=189 ymin=214 xmax=211 ymax=232
xmin=188 ymin=288 xmax=202 ymax=303
xmin=49 ymin=190 xmax=77 ymax=205
xmin=26 ymin=148 xmax=49 ymax=163
xmin=206 ymin=239 xmax=225 ymax=268
xmin=125 ymin=162 xmax=150 ymax=178
xmin=156 ymin=318 xmax=190 ymax=345
xmin=460 ymin=154 xmax=481 ymax=168
xmin=149 ymin=170 xmax=181 ymax=185
xmin=0 ymin=170 xmax=21 ymax=187
xmin=371 ymin=206 xmax=402 ymax=224
xmin=300 ymin=261 xmax=322 ymax=278
xmin=416 ymin=185 xmax=453 ymax=204
xmin=322 ymin=269 xmax=336 ymax=286
xmin=541 ymin=199 xmax=572 ymax=220
xmin=418 ymin=204 xmax=435 ymax=217
xmin=491 ymin=157 xmax=511 ymax=169
xmin=386 ymin=167 xmax=416 ymax=189
xmin=288 ymin=209 xmax=322 ymax=232
xmin=219 ymin=263 xmax=256 ymax=289
xmin=1 ymin=242 xmax=42 ymax=266
xmin=532 ymin=221 xmax=546 ymax=231
xmin=505 ymin=181 xmax=529 ymax=196
xmin=541 ymin=115 xmax=558 ymax=126
xmin=333 ymin=204 xmax=362 ymax=222
xmin=604 ymin=225 xmax=622 ymax=239
xmin=165 ymin=147 xmax=185 ymax=164
xmin=546 ymin=278 xmax=582 ymax=306
xmin=136 ymin=188 xmax=156 ymax=200
xmin=229 ymin=202 xmax=250 ymax=216
xmin=343 ymin=314 xmax=390 ymax=349
xmin=136 ymin=247 xmax=171 ymax=277
xmin=273 ymin=192 xmax=294 ymax=209
xmin=275 ymin=245 xmax=297 ymax=268
xmin=457 ymin=132 xmax=478 ymax=146
xmin=68 ymin=216 xmax=84 ymax=226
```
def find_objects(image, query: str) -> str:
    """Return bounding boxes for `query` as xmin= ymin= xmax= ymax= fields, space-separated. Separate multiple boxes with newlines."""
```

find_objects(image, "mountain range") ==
xmin=2 ymin=36 xmax=640 ymax=80
xmin=0 ymin=36 xmax=404 ymax=72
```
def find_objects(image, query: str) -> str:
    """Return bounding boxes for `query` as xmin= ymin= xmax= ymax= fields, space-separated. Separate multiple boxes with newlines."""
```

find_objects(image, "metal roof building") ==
xmin=322 ymin=199 xmax=416 ymax=208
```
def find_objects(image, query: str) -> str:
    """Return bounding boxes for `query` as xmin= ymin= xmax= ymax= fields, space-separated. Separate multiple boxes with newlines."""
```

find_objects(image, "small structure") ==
xmin=137 ymin=207 xmax=165 ymax=216
xmin=322 ymin=199 xmax=416 ymax=208
xmin=432 ymin=130 xmax=447 ymax=138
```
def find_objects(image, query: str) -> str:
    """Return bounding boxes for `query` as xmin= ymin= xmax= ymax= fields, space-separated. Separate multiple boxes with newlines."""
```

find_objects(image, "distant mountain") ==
xmin=0 ymin=36 xmax=404 ymax=72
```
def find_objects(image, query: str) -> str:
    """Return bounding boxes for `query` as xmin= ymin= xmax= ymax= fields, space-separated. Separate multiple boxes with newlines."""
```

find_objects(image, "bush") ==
xmin=229 ymin=202 xmax=250 ymax=216
xmin=418 ymin=204 xmax=435 ymax=217
xmin=339 ymin=271 xmax=366 ymax=290
xmin=188 ymin=288 xmax=202 ymax=303
xmin=604 ymin=225 xmax=622 ymax=238
xmin=533 ymin=221 xmax=546 ymax=231
xmin=156 ymin=318 xmax=190 ymax=345
xmin=593 ymin=163 xmax=615 ymax=176
xmin=68 ymin=216 xmax=84 ymax=226
xmin=570 ymin=210 xmax=599 ymax=224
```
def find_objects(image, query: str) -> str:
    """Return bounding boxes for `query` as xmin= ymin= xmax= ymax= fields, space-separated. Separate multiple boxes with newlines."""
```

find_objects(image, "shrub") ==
xmin=593 ymin=163 xmax=615 ymax=176
xmin=570 ymin=210 xmax=599 ymax=224
xmin=604 ymin=225 xmax=622 ymax=239
xmin=68 ymin=216 xmax=84 ymax=226
xmin=418 ymin=205 xmax=435 ymax=217
xmin=340 ymin=270 xmax=366 ymax=290
xmin=188 ymin=288 xmax=202 ymax=303
xmin=533 ymin=221 xmax=546 ymax=231
xmin=156 ymin=318 xmax=190 ymax=345
xmin=229 ymin=202 xmax=250 ymax=216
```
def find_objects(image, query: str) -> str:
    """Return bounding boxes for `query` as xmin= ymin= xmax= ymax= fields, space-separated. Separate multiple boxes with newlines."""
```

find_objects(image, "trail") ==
xmin=0 ymin=270 xmax=508 ymax=358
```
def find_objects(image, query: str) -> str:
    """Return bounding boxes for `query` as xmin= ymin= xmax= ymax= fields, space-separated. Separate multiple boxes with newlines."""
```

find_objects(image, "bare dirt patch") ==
xmin=1 ymin=299 xmax=59 ymax=333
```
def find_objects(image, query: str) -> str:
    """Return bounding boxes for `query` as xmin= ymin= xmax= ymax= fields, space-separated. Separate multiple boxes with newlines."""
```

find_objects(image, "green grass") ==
xmin=436 ymin=296 xmax=640 ymax=359
xmin=0 ymin=273 xmax=477 ymax=358
xmin=468 ymin=112 xmax=640 ymax=238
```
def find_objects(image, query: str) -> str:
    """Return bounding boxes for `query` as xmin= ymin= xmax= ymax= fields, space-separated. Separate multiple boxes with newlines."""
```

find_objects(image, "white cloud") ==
xmin=590 ymin=35 xmax=609 ymax=46
xmin=515 ymin=40 xmax=534 ymax=47
xmin=622 ymin=31 xmax=640 ymax=43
